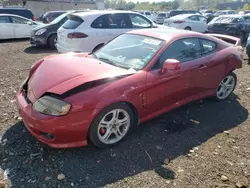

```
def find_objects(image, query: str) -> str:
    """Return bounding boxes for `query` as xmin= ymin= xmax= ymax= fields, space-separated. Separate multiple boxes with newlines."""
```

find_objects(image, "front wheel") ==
xmin=184 ymin=26 xmax=191 ymax=31
xmin=215 ymin=72 xmax=237 ymax=101
xmin=48 ymin=34 xmax=57 ymax=49
xmin=88 ymin=103 xmax=134 ymax=148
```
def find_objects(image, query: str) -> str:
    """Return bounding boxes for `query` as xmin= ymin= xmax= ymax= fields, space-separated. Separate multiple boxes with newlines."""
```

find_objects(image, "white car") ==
xmin=0 ymin=14 xmax=42 ymax=39
xmin=164 ymin=14 xmax=207 ymax=33
xmin=156 ymin=12 xmax=167 ymax=24
xmin=56 ymin=10 xmax=168 ymax=53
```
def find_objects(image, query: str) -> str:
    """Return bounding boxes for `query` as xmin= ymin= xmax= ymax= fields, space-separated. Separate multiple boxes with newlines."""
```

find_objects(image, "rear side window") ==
xmin=91 ymin=15 xmax=108 ymax=28
xmin=199 ymin=39 xmax=217 ymax=55
xmin=0 ymin=16 xmax=10 ymax=23
xmin=63 ymin=15 xmax=83 ymax=29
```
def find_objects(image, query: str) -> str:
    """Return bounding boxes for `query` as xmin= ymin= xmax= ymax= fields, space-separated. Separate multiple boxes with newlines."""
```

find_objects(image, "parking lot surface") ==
xmin=0 ymin=40 xmax=250 ymax=188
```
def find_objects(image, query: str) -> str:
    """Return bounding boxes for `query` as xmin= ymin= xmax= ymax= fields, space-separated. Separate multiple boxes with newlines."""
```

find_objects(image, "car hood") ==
xmin=32 ymin=23 xmax=50 ymax=31
xmin=27 ymin=53 xmax=136 ymax=102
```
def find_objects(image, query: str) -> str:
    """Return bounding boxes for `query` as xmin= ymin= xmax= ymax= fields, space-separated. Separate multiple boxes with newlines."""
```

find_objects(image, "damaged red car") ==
xmin=16 ymin=28 xmax=242 ymax=148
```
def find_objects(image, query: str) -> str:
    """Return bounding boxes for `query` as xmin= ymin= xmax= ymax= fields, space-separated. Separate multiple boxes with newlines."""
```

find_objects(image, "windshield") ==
xmin=93 ymin=34 xmax=164 ymax=71
xmin=50 ymin=12 xmax=68 ymax=24
xmin=210 ymin=16 xmax=242 ymax=24
xmin=158 ymin=13 xmax=166 ymax=17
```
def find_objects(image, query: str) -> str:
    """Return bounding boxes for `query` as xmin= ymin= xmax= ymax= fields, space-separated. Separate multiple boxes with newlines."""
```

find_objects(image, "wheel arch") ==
xmin=86 ymin=100 xmax=139 ymax=144
xmin=46 ymin=32 xmax=57 ymax=43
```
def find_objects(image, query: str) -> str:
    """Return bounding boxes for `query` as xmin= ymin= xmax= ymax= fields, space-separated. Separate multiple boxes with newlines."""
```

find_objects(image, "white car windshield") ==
xmin=93 ymin=34 xmax=164 ymax=70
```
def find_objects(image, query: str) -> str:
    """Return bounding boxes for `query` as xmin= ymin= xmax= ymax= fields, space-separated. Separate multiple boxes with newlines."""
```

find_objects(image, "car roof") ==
xmin=72 ymin=10 xmax=138 ymax=18
xmin=128 ymin=28 xmax=205 ymax=41
xmin=0 ymin=7 xmax=28 ymax=10
xmin=170 ymin=14 xmax=199 ymax=18
xmin=0 ymin=13 xmax=30 ymax=19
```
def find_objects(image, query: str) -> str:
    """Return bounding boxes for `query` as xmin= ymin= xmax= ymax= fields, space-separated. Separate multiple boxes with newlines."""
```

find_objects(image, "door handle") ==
xmin=199 ymin=64 xmax=207 ymax=70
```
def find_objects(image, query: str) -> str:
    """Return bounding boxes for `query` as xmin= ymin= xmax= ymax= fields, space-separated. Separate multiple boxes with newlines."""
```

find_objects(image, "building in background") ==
xmin=2 ymin=0 xmax=104 ymax=17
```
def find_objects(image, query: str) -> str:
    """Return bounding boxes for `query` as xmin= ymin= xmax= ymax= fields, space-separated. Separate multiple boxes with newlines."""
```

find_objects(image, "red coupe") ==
xmin=17 ymin=28 xmax=242 ymax=148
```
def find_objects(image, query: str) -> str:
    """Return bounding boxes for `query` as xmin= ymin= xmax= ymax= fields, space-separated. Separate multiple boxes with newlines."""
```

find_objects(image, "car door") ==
xmin=188 ymin=15 xmax=200 ymax=32
xmin=10 ymin=16 xmax=33 ymax=38
xmin=198 ymin=16 xmax=208 ymax=33
xmin=146 ymin=38 xmax=202 ymax=115
xmin=0 ymin=16 xmax=14 ymax=39
xmin=128 ymin=13 xmax=152 ymax=30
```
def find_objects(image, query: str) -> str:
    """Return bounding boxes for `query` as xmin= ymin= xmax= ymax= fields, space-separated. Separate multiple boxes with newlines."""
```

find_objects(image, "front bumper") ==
xmin=16 ymin=90 xmax=94 ymax=148
xmin=30 ymin=34 xmax=47 ymax=47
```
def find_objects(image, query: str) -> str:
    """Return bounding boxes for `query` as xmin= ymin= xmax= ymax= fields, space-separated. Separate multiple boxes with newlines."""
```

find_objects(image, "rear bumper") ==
xmin=56 ymin=42 xmax=92 ymax=53
xmin=16 ymin=91 xmax=94 ymax=148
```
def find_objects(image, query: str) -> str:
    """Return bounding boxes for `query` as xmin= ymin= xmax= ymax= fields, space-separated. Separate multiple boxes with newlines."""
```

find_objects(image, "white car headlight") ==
xmin=35 ymin=28 xmax=47 ymax=36
xmin=33 ymin=96 xmax=71 ymax=116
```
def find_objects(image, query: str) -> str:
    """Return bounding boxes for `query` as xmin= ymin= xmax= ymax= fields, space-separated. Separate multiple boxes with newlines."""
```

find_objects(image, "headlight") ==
xmin=33 ymin=96 xmax=71 ymax=116
xmin=35 ymin=28 xmax=47 ymax=36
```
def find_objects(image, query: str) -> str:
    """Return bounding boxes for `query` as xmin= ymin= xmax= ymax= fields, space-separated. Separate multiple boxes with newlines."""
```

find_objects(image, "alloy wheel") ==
xmin=216 ymin=75 xmax=236 ymax=100
xmin=97 ymin=109 xmax=130 ymax=145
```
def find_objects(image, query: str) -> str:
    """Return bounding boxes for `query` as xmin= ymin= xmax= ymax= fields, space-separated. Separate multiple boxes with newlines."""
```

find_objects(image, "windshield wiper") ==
xmin=97 ymin=57 xmax=117 ymax=66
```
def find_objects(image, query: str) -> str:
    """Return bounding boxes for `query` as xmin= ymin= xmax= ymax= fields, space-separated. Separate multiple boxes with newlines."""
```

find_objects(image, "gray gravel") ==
xmin=0 ymin=39 xmax=250 ymax=188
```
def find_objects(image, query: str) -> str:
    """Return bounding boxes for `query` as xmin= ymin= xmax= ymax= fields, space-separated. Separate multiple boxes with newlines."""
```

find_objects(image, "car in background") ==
xmin=239 ymin=10 xmax=250 ymax=15
xmin=17 ymin=28 xmax=242 ymax=148
xmin=40 ymin=11 xmax=66 ymax=23
xmin=135 ymin=11 xmax=157 ymax=22
xmin=0 ymin=14 xmax=42 ymax=39
xmin=0 ymin=7 xmax=35 ymax=21
xmin=200 ymin=9 xmax=213 ymax=15
xmin=207 ymin=15 xmax=250 ymax=42
xmin=166 ymin=10 xmax=201 ymax=18
xmin=164 ymin=14 xmax=207 ymax=32
xmin=214 ymin=10 xmax=237 ymax=16
xmin=156 ymin=12 xmax=166 ymax=24
xmin=30 ymin=10 xmax=86 ymax=49
xmin=56 ymin=10 xmax=170 ymax=53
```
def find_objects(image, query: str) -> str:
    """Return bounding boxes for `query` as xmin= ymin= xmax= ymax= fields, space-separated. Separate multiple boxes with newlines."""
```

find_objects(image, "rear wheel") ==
xmin=184 ymin=26 xmax=191 ymax=31
xmin=48 ymin=34 xmax=57 ymax=49
xmin=215 ymin=72 xmax=237 ymax=101
xmin=88 ymin=103 xmax=134 ymax=148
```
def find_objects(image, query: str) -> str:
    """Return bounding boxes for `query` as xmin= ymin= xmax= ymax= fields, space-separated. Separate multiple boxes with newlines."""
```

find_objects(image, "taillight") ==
xmin=173 ymin=20 xmax=185 ymax=24
xmin=67 ymin=32 xmax=88 ymax=39
xmin=32 ymin=15 xmax=36 ymax=21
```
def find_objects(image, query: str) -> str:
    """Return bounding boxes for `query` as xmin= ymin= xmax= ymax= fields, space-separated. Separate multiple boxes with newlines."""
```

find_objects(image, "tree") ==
xmin=243 ymin=3 xmax=249 ymax=10
xmin=226 ymin=7 xmax=231 ymax=10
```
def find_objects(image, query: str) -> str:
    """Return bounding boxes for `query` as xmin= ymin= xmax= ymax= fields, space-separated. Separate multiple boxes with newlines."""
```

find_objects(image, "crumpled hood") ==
xmin=27 ymin=53 xmax=134 ymax=102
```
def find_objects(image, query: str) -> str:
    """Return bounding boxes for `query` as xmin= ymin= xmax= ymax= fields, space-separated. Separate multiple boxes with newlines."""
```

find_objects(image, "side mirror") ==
xmin=160 ymin=59 xmax=180 ymax=74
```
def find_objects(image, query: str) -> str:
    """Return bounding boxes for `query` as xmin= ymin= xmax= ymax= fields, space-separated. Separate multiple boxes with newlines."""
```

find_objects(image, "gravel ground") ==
xmin=0 ymin=39 xmax=250 ymax=188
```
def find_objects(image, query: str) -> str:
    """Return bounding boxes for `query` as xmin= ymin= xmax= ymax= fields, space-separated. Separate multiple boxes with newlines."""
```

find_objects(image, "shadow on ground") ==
xmin=24 ymin=46 xmax=57 ymax=54
xmin=0 ymin=38 xmax=29 ymax=44
xmin=0 ymin=95 xmax=248 ymax=188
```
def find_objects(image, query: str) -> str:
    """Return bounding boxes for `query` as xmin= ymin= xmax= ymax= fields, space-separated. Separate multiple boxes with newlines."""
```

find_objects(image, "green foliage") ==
xmin=105 ymin=0 xmax=179 ymax=11
xmin=226 ymin=7 xmax=231 ymax=10
xmin=243 ymin=3 xmax=249 ymax=11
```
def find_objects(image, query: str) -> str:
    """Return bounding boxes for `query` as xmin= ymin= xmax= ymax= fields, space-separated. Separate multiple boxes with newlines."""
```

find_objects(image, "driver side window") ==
xmin=152 ymin=38 xmax=201 ymax=69
xmin=128 ymin=14 xmax=152 ymax=28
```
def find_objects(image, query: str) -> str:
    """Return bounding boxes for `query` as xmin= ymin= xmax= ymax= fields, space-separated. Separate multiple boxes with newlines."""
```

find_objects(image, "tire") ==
xmin=48 ymin=34 xmax=57 ymax=49
xmin=88 ymin=103 xmax=135 ymax=148
xmin=215 ymin=72 xmax=237 ymax=101
xmin=184 ymin=26 xmax=191 ymax=31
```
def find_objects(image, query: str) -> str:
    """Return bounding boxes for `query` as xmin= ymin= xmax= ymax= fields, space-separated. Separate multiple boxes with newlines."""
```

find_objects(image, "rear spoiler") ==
xmin=205 ymin=33 xmax=241 ymax=46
